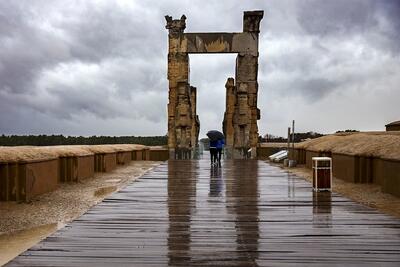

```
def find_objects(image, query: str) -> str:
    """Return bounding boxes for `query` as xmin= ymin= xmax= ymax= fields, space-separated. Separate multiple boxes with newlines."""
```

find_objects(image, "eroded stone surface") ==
xmin=166 ymin=11 xmax=263 ymax=159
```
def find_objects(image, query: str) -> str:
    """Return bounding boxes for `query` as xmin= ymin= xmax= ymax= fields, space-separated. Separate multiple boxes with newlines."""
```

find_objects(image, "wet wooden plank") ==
xmin=6 ymin=159 xmax=400 ymax=266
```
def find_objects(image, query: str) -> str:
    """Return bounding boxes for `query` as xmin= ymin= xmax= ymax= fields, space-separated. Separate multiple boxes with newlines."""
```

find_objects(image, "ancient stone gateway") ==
xmin=165 ymin=11 xmax=264 ymax=159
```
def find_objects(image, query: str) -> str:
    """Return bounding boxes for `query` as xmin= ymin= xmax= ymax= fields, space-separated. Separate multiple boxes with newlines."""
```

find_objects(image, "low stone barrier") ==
xmin=132 ymin=147 xmax=150 ymax=161
xmin=258 ymin=137 xmax=400 ymax=198
xmin=86 ymin=145 xmax=153 ymax=172
xmin=0 ymin=158 xmax=59 ymax=202
xmin=38 ymin=146 xmax=95 ymax=183
xmin=331 ymin=153 xmax=360 ymax=183
xmin=287 ymin=148 xmax=400 ymax=197
xmin=368 ymin=158 xmax=400 ymax=197
xmin=94 ymin=153 xmax=117 ymax=172
xmin=59 ymin=155 xmax=95 ymax=182
xmin=149 ymin=147 xmax=169 ymax=161
xmin=291 ymin=148 xmax=306 ymax=164
xmin=0 ymin=144 xmax=164 ymax=202
xmin=117 ymin=151 xmax=132 ymax=165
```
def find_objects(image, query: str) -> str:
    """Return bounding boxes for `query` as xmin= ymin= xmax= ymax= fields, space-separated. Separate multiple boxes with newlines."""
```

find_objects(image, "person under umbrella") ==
xmin=207 ymin=130 xmax=224 ymax=166
xmin=209 ymin=139 xmax=218 ymax=165
xmin=216 ymin=138 xmax=224 ymax=167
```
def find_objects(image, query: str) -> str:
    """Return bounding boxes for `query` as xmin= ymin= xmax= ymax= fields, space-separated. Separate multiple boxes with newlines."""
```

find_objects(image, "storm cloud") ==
xmin=0 ymin=0 xmax=399 ymax=137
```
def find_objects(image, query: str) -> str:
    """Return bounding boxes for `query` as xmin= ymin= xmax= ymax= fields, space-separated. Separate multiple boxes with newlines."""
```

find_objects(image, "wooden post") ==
xmin=287 ymin=127 xmax=291 ymax=157
xmin=292 ymin=120 xmax=295 ymax=160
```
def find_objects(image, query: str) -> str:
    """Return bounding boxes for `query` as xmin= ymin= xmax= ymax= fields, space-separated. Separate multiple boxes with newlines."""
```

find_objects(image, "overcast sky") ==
xmin=0 ymin=0 xmax=399 ymax=138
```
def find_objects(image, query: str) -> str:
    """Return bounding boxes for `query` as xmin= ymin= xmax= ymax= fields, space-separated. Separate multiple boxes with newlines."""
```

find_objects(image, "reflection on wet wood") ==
xmin=7 ymin=160 xmax=400 ymax=266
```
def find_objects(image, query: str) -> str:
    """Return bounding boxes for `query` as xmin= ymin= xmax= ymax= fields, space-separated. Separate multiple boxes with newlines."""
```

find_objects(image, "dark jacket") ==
xmin=209 ymin=140 xmax=218 ymax=148
xmin=216 ymin=139 xmax=224 ymax=149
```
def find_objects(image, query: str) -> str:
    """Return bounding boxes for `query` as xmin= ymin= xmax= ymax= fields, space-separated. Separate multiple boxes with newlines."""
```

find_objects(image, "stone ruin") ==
xmin=165 ymin=11 xmax=264 ymax=159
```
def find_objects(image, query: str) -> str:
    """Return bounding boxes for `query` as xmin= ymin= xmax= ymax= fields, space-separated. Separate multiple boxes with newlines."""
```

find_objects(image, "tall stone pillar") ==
xmin=165 ymin=15 xmax=191 ymax=158
xmin=223 ymin=77 xmax=235 ymax=158
xmin=233 ymin=11 xmax=263 ymax=158
xmin=190 ymin=86 xmax=200 ymax=150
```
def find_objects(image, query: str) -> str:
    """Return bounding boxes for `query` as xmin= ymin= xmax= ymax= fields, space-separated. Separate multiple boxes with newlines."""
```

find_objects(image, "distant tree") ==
xmin=263 ymin=134 xmax=287 ymax=143
xmin=261 ymin=132 xmax=324 ymax=143
xmin=335 ymin=129 xmax=359 ymax=133
xmin=0 ymin=135 xmax=168 ymax=146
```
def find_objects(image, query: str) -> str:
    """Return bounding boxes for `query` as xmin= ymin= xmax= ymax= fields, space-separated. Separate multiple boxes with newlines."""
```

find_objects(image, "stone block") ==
xmin=236 ymin=55 xmax=258 ymax=82
xmin=94 ymin=153 xmax=117 ymax=172
xmin=0 ymin=159 xmax=59 ymax=202
xmin=243 ymin=11 xmax=264 ymax=33
xmin=117 ymin=151 xmax=132 ymax=165
xmin=59 ymin=155 xmax=95 ymax=182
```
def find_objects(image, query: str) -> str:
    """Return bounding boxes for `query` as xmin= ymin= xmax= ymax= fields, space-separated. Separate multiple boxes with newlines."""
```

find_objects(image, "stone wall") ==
xmin=0 ymin=146 xmax=168 ymax=202
xmin=274 ymin=147 xmax=400 ymax=198
xmin=0 ymin=160 xmax=59 ymax=202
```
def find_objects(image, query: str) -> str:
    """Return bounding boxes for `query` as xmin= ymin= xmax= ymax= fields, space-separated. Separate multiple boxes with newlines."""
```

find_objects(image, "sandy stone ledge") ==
xmin=0 ymin=161 xmax=161 ymax=266
xmin=275 ymin=163 xmax=400 ymax=219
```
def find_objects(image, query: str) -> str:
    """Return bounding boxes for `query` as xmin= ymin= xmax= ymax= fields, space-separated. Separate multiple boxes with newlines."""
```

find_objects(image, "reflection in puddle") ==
xmin=226 ymin=160 xmax=260 ymax=265
xmin=313 ymin=191 xmax=332 ymax=228
xmin=209 ymin=166 xmax=223 ymax=197
xmin=0 ymin=222 xmax=62 ymax=266
xmin=287 ymin=172 xmax=297 ymax=214
xmin=287 ymin=173 xmax=296 ymax=199
xmin=167 ymin=160 xmax=196 ymax=265
xmin=167 ymin=160 xmax=260 ymax=266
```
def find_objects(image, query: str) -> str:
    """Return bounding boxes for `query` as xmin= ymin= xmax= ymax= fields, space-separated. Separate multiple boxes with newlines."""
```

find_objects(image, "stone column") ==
xmin=233 ymin=11 xmax=263 ymax=158
xmin=223 ymin=77 xmax=235 ymax=158
xmin=190 ymin=86 xmax=200 ymax=151
xmin=165 ymin=15 xmax=190 ymax=158
xmin=174 ymin=82 xmax=193 ymax=159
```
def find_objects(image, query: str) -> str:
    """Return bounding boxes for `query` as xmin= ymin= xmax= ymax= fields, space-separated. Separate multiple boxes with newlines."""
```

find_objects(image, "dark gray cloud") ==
xmin=0 ymin=0 xmax=399 ymax=137
xmin=297 ymin=0 xmax=377 ymax=36
xmin=296 ymin=0 xmax=400 ymax=54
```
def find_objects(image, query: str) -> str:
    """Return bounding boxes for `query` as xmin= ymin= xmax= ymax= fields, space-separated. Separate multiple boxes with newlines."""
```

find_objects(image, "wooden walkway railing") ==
xmin=6 ymin=159 xmax=400 ymax=266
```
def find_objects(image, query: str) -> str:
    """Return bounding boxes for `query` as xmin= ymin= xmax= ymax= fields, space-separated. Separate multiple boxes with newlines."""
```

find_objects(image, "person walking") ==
xmin=216 ymin=138 xmax=224 ymax=167
xmin=209 ymin=139 xmax=218 ymax=165
xmin=206 ymin=130 xmax=225 ymax=166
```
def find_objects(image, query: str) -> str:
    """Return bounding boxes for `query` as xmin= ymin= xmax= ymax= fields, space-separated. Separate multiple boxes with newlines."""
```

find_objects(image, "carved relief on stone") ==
xmin=166 ymin=11 xmax=263 ymax=157
xmin=243 ymin=11 xmax=264 ymax=33
xmin=223 ymin=77 xmax=236 ymax=148
xmin=175 ymin=83 xmax=191 ymax=126
xmin=174 ymin=82 xmax=193 ymax=148
xmin=165 ymin=15 xmax=186 ymax=35
xmin=175 ymin=127 xmax=190 ymax=148
xmin=190 ymin=86 xmax=200 ymax=147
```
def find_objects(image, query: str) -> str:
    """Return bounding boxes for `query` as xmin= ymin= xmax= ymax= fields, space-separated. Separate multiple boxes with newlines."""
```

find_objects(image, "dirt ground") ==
xmin=278 ymin=163 xmax=400 ymax=219
xmin=0 ymin=161 xmax=161 ymax=266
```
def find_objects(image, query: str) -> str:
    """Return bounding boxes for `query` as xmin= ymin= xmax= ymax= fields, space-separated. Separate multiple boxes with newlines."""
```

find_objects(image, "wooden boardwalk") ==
xmin=7 ymin=159 xmax=400 ymax=266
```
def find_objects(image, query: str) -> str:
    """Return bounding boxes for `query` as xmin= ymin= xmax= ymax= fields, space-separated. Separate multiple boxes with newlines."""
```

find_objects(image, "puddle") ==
xmin=94 ymin=186 xmax=117 ymax=197
xmin=105 ymin=178 xmax=122 ymax=183
xmin=0 ymin=223 xmax=63 ymax=266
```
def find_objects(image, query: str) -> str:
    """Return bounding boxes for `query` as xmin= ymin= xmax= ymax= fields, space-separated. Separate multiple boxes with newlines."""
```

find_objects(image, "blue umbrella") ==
xmin=206 ymin=130 xmax=224 ymax=141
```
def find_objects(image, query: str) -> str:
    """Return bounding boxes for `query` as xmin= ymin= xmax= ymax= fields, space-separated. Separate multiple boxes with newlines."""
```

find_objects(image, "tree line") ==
xmin=262 ymin=132 xmax=324 ymax=143
xmin=0 ymin=135 xmax=168 ymax=146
